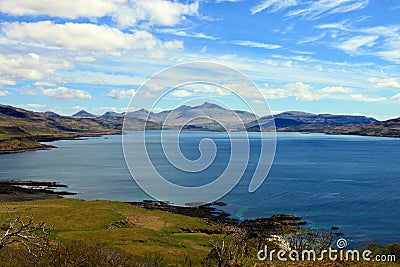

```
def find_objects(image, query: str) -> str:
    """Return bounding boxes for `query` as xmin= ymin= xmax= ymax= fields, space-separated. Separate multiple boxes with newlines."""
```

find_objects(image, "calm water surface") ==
xmin=0 ymin=131 xmax=399 ymax=245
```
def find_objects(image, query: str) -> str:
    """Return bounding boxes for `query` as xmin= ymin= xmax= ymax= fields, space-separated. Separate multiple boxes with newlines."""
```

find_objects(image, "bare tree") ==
xmin=203 ymin=224 xmax=248 ymax=267
xmin=0 ymin=211 xmax=52 ymax=257
xmin=281 ymin=226 xmax=342 ymax=254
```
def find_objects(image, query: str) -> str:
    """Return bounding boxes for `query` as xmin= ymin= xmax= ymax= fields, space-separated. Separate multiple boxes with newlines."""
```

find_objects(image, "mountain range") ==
xmin=0 ymin=103 xmax=399 ymax=153
xmin=124 ymin=102 xmax=258 ymax=131
xmin=246 ymin=111 xmax=378 ymax=131
xmin=103 ymin=102 xmax=378 ymax=131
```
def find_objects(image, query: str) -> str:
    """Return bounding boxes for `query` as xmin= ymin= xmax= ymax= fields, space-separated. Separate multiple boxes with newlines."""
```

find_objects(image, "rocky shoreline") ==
xmin=0 ymin=180 xmax=306 ymax=235
xmin=0 ymin=180 xmax=76 ymax=202
xmin=130 ymin=200 xmax=306 ymax=235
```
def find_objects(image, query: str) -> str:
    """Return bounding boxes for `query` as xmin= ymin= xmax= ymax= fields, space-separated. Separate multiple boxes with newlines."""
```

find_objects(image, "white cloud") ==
xmin=158 ymin=29 xmax=218 ymax=40
xmin=0 ymin=0 xmax=199 ymax=27
xmin=231 ymin=40 xmax=281 ymax=49
xmin=37 ymin=87 xmax=92 ymax=100
xmin=34 ymin=81 xmax=56 ymax=88
xmin=319 ymin=86 xmax=352 ymax=93
xmin=107 ymin=89 xmax=136 ymax=99
xmin=391 ymin=93 xmax=400 ymax=102
xmin=23 ymin=103 xmax=48 ymax=109
xmin=315 ymin=23 xmax=400 ymax=63
xmin=171 ymin=89 xmax=192 ymax=97
xmin=0 ymin=0 xmax=116 ymax=18
xmin=262 ymin=83 xmax=386 ymax=102
xmin=329 ymin=0 xmax=369 ymax=14
xmin=376 ymin=50 xmax=400 ymax=63
xmin=164 ymin=40 xmax=184 ymax=50
xmin=19 ymin=104 xmax=126 ymax=115
xmin=251 ymin=0 xmax=299 ymax=15
xmin=297 ymin=33 xmax=326 ymax=44
xmin=338 ymin=35 xmax=378 ymax=53
xmin=75 ymin=56 xmax=96 ymax=63
xmin=72 ymin=105 xmax=87 ymax=111
xmin=151 ymin=107 xmax=165 ymax=113
xmin=2 ymin=21 xmax=183 ymax=57
xmin=192 ymin=84 xmax=230 ymax=96
xmin=282 ymin=60 xmax=292 ymax=67
xmin=252 ymin=99 xmax=264 ymax=104
xmin=287 ymin=0 xmax=369 ymax=20
xmin=216 ymin=0 xmax=243 ymax=2
xmin=350 ymin=93 xmax=386 ymax=102
xmin=0 ymin=79 xmax=16 ymax=86
xmin=92 ymin=106 xmax=127 ymax=113
xmin=59 ymin=71 xmax=146 ymax=86
xmin=0 ymin=53 xmax=70 ymax=80
xmin=263 ymin=82 xmax=318 ymax=100
xmin=262 ymin=88 xmax=287 ymax=99
xmin=315 ymin=22 xmax=348 ymax=30
xmin=115 ymin=0 xmax=198 ymax=27
xmin=253 ymin=0 xmax=369 ymax=18
xmin=368 ymin=77 xmax=400 ymax=88
xmin=0 ymin=90 xmax=10 ymax=96
xmin=290 ymin=50 xmax=316 ymax=55
xmin=284 ymin=82 xmax=316 ymax=100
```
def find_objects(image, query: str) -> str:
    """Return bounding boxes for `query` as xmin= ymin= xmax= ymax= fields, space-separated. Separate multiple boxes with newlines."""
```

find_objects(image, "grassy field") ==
xmin=0 ymin=198 xmax=220 ymax=264
xmin=0 ymin=198 xmax=399 ymax=266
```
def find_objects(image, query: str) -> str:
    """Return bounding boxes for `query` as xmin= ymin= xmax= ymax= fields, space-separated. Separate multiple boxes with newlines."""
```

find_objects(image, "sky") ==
xmin=0 ymin=0 xmax=399 ymax=120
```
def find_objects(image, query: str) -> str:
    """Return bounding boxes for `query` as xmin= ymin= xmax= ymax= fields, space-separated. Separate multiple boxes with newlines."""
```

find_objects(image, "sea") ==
xmin=0 ymin=131 xmax=399 ymax=246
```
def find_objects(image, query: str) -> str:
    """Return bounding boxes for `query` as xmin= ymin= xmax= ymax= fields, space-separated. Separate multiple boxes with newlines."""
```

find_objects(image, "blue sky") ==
xmin=0 ymin=0 xmax=399 ymax=120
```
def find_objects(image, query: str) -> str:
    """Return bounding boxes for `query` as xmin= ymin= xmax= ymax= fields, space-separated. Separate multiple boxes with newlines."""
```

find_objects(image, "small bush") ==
xmin=0 ymin=241 xmax=138 ymax=267
xmin=366 ymin=242 xmax=400 ymax=263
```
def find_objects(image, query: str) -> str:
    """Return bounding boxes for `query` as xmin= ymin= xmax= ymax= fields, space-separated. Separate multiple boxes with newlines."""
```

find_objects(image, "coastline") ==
xmin=2 ymin=128 xmax=399 ymax=155
xmin=1 ymin=133 xmax=399 ymax=246
xmin=0 ymin=180 xmax=305 ymax=235
xmin=0 ymin=130 xmax=121 ymax=155
xmin=0 ymin=180 xmax=76 ymax=202
xmin=130 ymin=200 xmax=307 ymax=235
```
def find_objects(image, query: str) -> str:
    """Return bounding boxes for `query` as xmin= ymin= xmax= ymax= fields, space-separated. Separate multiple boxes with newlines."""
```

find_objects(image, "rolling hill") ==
xmin=0 ymin=104 xmax=121 ymax=153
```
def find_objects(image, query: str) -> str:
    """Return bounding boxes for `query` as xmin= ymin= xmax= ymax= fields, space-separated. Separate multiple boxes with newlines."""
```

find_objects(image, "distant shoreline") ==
xmin=0 ymin=180 xmax=76 ymax=202
xmin=1 ymin=104 xmax=399 ymax=154
xmin=0 ymin=130 xmax=120 ymax=155
xmin=2 ymin=128 xmax=399 ymax=155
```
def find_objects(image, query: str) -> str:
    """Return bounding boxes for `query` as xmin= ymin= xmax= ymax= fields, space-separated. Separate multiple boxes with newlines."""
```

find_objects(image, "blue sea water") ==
xmin=0 ymin=131 xmax=399 ymax=245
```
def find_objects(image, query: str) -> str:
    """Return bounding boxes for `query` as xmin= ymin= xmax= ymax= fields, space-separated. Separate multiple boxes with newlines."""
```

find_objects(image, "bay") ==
xmin=0 ymin=131 xmax=399 ymax=245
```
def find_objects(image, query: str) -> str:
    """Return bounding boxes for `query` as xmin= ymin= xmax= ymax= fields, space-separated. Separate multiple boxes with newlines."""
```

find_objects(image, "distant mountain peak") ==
xmin=102 ymin=111 xmax=124 ymax=118
xmin=199 ymin=101 xmax=224 ymax=109
xmin=279 ymin=111 xmax=315 ymax=116
xmin=45 ymin=111 xmax=60 ymax=116
xmin=130 ymin=108 xmax=150 ymax=115
xmin=72 ymin=110 xmax=95 ymax=117
xmin=174 ymin=104 xmax=191 ymax=111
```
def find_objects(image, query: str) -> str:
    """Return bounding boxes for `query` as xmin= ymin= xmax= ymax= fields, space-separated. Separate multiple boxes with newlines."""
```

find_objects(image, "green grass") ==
xmin=0 ymin=198 xmax=218 ymax=263
xmin=1 ymin=199 xmax=398 ymax=266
